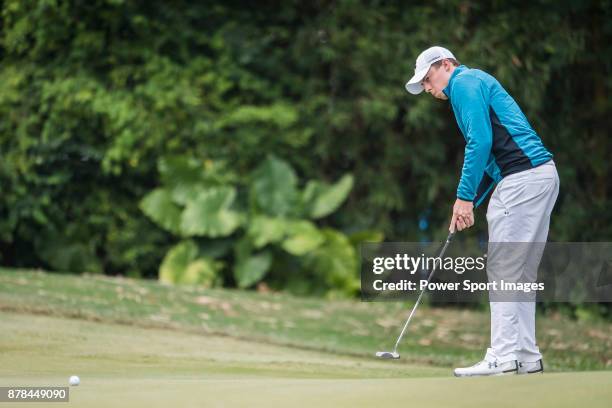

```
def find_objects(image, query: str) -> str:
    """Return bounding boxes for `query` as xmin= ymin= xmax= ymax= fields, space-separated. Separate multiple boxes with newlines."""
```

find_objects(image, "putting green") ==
xmin=2 ymin=311 xmax=611 ymax=407
xmin=2 ymin=269 xmax=610 ymax=372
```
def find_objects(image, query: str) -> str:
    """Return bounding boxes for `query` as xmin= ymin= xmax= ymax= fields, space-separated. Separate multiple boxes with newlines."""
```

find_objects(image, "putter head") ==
xmin=376 ymin=351 xmax=400 ymax=359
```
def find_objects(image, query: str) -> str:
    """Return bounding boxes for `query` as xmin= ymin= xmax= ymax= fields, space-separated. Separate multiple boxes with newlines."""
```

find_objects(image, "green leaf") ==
xmin=303 ymin=174 xmax=354 ymax=219
xmin=182 ymin=258 xmax=222 ymax=287
xmin=159 ymin=240 xmax=221 ymax=286
xmin=304 ymin=229 xmax=358 ymax=294
xmin=170 ymin=182 xmax=205 ymax=206
xmin=348 ymin=230 xmax=385 ymax=246
xmin=247 ymin=215 xmax=288 ymax=248
xmin=158 ymin=156 xmax=206 ymax=192
xmin=159 ymin=240 xmax=199 ymax=284
xmin=158 ymin=156 xmax=237 ymax=204
xmin=140 ymin=188 xmax=182 ymax=234
xmin=198 ymin=238 xmax=234 ymax=259
xmin=250 ymin=155 xmax=298 ymax=216
xmin=282 ymin=220 xmax=325 ymax=256
xmin=180 ymin=187 xmax=242 ymax=237
xmin=234 ymin=250 xmax=273 ymax=288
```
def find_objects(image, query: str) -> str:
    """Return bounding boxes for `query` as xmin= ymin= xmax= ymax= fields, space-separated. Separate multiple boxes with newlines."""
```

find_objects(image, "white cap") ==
xmin=405 ymin=46 xmax=456 ymax=95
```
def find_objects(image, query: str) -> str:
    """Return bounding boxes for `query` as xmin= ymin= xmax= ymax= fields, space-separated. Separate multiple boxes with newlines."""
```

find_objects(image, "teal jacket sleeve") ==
xmin=452 ymin=76 xmax=493 ymax=202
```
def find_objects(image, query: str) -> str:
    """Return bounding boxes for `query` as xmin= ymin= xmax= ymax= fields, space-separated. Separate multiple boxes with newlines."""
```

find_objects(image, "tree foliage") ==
xmin=0 ymin=1 xmax=610 ymax=293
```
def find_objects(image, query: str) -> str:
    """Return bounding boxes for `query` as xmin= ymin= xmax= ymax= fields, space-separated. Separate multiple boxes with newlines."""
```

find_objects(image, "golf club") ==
xmin=376 ymin=231 xmax=456 ymax=359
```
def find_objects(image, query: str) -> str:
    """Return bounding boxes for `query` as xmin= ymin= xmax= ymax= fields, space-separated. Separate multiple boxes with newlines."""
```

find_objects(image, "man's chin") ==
xmin=436 ymin=93 xmax=448 ymax=100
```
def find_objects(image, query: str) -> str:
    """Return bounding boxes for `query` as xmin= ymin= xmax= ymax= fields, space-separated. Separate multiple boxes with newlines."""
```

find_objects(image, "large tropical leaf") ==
xmin=158 ymin=156 xmax=207 ymax=205
xmin=247 ymin=215 xmax=288 ymax=248
xmin=139 ymin=188 xmax=182 ymax=234
xmin=304 ymin=228 xmax=358 ymax=294
xmin=180 ymin=187 xmax=242 ymax=237
xmin=159 ymin=240 xmax=221 ymax=286
xmin=302 ymin=174 xmax=354 ymax=219
xmin=250 ymin=155 xmax=298 ymax=217
xmin=158 ymin=156 xmax=237 ymax=204
xmin=282 ymin=220 xmax=325 ymax=256
xmin=182 ymin=258 xmax=222 ymax=287
xmin=234 ymin=250 xmax=273 ymax=288
xmin=159 ymin=240 xmax=199 ymax=284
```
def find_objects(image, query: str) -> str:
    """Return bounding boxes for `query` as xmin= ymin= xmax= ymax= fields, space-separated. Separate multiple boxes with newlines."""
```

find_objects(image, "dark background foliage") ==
xmin=0 ymin=0 xmax=610 ymax=285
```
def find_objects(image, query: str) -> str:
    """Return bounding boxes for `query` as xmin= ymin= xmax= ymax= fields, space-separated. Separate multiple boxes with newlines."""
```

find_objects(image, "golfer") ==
xmin=406 ymin=46 xmax=559 ymax=376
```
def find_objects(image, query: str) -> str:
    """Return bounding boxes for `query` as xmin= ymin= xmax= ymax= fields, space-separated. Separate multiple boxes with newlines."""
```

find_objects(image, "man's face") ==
xmin=421 ymin=61 xmax=453 ymax=100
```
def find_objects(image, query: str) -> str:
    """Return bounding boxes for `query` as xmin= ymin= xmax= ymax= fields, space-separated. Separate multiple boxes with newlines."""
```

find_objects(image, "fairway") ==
xmin=2 ymin=311 xmax=611 ymax=408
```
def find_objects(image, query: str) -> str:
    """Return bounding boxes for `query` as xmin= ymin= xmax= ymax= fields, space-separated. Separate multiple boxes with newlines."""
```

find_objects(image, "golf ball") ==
xmin=69 ymin=375 xmax=80 ymax=386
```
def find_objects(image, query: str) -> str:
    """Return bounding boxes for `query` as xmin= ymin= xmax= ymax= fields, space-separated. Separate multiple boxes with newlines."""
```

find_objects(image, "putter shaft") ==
xmin=390 ymin=232 xmax=455 ymax=354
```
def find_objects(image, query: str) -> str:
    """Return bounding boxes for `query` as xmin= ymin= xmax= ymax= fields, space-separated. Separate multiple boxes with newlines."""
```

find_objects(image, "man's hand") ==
xmin=449 ymin=198 xmax=474 ymax=232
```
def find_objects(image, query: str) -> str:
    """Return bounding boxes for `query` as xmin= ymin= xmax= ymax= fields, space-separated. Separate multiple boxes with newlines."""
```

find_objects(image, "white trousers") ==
xmin=485 ymin=160 xmax=560 ymax=363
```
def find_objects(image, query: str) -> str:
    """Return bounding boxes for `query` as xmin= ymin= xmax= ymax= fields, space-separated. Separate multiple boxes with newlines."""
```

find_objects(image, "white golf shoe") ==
xmin=518 ymin=359 xmax=544 ymax=375
xmin=453 ymin=359 xmax=518 ymax=377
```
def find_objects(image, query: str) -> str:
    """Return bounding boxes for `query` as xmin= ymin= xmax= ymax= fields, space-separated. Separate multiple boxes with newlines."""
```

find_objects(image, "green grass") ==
xmin=0 ymin=268 xmax=610 ymax=371
xmin=1 ymin=268 xmax=612 ymax=407
xmin=2 ymin=311 xmax=611 ymax=408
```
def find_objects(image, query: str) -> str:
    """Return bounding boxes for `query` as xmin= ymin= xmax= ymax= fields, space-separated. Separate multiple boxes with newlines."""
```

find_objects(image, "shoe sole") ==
xmin=517 ymin=369 xmax=544 ymax=375
xmin=453 ymin=369 xmax=517 ymax=377
xmin=518 ymin=360 xmax=544 ymax=375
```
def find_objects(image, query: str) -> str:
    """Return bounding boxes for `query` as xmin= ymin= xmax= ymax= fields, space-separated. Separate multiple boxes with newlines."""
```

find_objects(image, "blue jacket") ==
xmin=443 ymin=65 xmax=553 ymax=207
